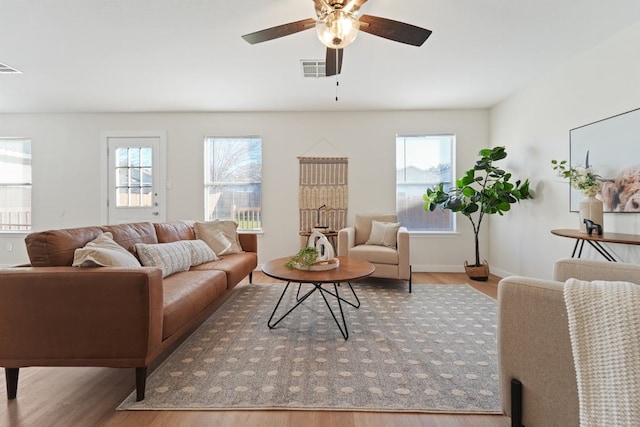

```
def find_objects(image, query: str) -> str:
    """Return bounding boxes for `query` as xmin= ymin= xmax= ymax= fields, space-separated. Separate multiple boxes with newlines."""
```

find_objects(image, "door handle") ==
xmin=152 ymin=212 xmax=159 ymax=216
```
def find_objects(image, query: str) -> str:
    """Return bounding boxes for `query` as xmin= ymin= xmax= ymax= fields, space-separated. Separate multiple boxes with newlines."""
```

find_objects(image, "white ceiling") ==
xmin=1 ymin=0 xmax=640 ymax=113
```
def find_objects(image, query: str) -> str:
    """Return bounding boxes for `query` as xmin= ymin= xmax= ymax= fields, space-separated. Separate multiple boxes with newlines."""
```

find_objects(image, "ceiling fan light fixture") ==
xmin=316 ymin=10 xmax=360 ymax=49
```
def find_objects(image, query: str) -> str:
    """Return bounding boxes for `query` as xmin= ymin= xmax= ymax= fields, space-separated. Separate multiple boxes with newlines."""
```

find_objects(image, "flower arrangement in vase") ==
xmin=551 ymin=157 xmax=603 ymax=233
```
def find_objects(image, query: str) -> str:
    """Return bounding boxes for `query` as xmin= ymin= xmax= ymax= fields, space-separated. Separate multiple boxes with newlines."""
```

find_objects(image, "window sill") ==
xmin=409 ymin=231 xmax=461 ymax=237
xmin=0 ymin=231 xmax=30 ymax=236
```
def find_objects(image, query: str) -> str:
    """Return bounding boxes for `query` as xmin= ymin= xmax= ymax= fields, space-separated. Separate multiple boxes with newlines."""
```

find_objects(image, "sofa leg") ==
xmin=408 ymin=265 xmax=412 ymax=293
xmin=511 ymin=378 xmax=523 ymax=427
xmin=249 ymin=271 xmax=253 ymax=284
xmin=136 ymin=367 xmax=147 ymax=401
xmin=5 ymin=368 xmax=19 ymax=400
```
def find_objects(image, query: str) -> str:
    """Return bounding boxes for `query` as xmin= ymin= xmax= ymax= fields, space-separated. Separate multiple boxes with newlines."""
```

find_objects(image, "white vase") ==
xmin=578 ymin=195 xmax=604 ymax=233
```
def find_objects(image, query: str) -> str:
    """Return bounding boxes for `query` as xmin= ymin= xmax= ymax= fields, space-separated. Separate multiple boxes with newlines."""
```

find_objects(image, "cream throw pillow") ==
xmin=194 ymin=220 xmax=244 ymax=256
xmin=183 ymin=239 xmax=218 ymax=265
xmin=72 ymin=232 xmax=142 ymax=268
xmin=135 ymin=241 xmax=192 ymax=278
xmin=365 ymin=220 xmax=401 ymax=247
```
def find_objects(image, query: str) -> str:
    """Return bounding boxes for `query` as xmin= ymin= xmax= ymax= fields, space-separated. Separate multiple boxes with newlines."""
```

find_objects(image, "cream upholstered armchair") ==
xmin=498 ymin=258 xmax=640 ymax=427
xmin=337 ymin=214 xmax=411 ymax=292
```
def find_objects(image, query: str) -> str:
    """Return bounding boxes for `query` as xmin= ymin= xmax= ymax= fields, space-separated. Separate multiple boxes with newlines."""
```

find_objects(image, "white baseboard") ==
xmin=412 ymin=264 xmax=465 ymax=273
xmin=414 ymin=263 xmax=511 ymax=279
xmin=488 ymin=266 xmax=512 ymax=280
xmin=257 ymin=263 xmax=509 ymax=277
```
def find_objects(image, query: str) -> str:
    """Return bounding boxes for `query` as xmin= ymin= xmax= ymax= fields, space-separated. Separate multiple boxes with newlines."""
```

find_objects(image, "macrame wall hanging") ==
xmin=298 ymin=157 xmax=348 ymax=233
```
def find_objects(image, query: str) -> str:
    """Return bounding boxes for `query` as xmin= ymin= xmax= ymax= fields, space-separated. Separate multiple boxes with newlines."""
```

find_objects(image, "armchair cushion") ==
xmin=349 ymin=244 xmax=399 ymax=265
xmin=354 ymin=214 xmax=399 ymax=245
xmin=365 ymin=220 xmax=401 ymax=247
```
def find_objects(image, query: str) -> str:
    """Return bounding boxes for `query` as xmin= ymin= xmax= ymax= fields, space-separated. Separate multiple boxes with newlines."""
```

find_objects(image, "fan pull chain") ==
xmin=335 ymin=48 xmax=339 ymax=102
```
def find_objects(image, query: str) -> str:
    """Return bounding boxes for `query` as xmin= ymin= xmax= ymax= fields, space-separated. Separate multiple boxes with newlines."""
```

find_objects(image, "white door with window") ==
xmin=105 ymin=134 xmax=166 ymax=224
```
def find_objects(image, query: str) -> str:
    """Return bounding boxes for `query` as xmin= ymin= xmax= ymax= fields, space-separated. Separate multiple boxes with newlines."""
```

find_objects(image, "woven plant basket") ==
xmin=464 ymin=261 xmax=490 ymax=281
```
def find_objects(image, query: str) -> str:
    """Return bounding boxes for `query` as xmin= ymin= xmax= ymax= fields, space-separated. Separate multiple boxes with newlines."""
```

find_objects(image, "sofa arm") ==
xmin=498 ymin=276 xmax=579 ymax=427
xmin=397 ymin=227 xmax=410 ymax=279
xmin=238 ymin=232 xmax=258 ymax=253
xmin=337 ymin=227 xmax=355 ymax=256
xmin=553 ymin=258 xmax=640 ymax=283
xmin=0 ymin=267 xmax=164 ymax=368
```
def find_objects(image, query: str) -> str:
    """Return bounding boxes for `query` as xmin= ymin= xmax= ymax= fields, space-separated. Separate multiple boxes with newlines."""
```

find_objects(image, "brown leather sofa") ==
xmin=0 ymin=220 xmax=257 ymax=401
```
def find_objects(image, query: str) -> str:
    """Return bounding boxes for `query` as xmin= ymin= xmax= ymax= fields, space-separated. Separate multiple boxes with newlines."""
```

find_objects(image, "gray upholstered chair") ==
xmin=337 ymin=214 xmax=411 ymax=292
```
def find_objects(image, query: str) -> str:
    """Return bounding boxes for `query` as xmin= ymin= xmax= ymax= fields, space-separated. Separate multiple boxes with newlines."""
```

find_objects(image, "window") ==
xmin=204 ymin=137 xmax=262 ymax=231
xmin=114 ymin=146 xmax=153 ymax=207
xmin=396 ymin=135 xmax=455 ymax=232
xmin=0 ymin=138 xmax=32 ymax=231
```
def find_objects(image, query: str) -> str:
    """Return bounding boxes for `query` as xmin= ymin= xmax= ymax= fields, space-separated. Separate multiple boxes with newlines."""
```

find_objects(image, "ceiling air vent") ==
xmin=0 ymin=62 xmax=22 ymax=74
xmin=301 ymin=60 xmax=326 ymax=78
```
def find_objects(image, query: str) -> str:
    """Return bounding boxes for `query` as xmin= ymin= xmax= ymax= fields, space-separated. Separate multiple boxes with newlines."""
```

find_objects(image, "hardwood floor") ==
xmin=0 ymin=272 xmax=509 ymax=427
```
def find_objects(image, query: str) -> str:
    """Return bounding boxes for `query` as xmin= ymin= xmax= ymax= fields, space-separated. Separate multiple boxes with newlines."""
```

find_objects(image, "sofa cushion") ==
xmin=195 ymin=220 xmax=243 ymax=255
xmin=154 ymin=220 xmax=195 ymax=243
xmin=135 ymin=241 xmax=192 ymax=278
xmin=72 ymin=232 xmax=142 ymax=268
xmin=101 ymin=222 xmax=158 ymax=253
xmin=25 ymin=226 xmax=105 ymax=267
xmin=162 ymin=270 xmax=227 ymax=340
xmin=190 ymin=252 xmax=258 ymax=290
xmin=365 ymin=220 xmax=401 ymax=247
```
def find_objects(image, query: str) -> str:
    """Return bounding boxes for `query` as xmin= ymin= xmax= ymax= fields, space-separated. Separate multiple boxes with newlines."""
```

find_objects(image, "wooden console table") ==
xmin=551 ymin=229 xmax=640 ymax=262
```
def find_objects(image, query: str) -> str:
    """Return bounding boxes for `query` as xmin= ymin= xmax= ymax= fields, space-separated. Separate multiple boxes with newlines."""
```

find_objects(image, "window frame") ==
xmin=0 ymin=137 xmax=32 ymax=233
xmin=396 ymin=134 xmax=456 ymax=233
xmin=204 ymin=136 xmax=263 ymax=232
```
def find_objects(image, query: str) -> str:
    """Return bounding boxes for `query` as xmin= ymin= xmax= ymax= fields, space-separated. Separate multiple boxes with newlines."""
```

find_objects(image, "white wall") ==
xmin=490 ymin=20 xmax=640 ymax=279
xmin=0 ymin=110 xmax=489 ymax=269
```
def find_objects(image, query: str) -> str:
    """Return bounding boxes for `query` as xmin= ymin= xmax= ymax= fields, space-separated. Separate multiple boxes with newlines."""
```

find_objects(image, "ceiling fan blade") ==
xmin=325 ymin=48 xmax=344 ymax=76
xmin=359 ymin=15 xmax=432 ymax=46
xmin=242 ymin=18 xmax=316 ymax=44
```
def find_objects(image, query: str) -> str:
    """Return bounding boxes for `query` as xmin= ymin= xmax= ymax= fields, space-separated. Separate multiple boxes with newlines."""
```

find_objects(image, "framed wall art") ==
xmin=570 ymin=107 xmax=640 ymax=212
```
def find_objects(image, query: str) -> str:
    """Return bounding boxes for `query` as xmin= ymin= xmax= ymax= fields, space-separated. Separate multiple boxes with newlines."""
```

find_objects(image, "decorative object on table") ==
xmin=307 ymin=230 xmax=335 ymax=260
xmin=583 ymin=219 xmax=602 ymax=236
xmin=569 ymin=107 xmax=640 ymax=212
xmin=579 ymin=196 xmax=604 ymax=233
xmin=286 ymin=231 xmax=339 ymax=271
xmin=424 ymin=146 xmax=532 ymax=281
xmin=552 ymin=153 xmax=604 ymax=233
xmin=313 ymin=203 xmax=328 ymax=231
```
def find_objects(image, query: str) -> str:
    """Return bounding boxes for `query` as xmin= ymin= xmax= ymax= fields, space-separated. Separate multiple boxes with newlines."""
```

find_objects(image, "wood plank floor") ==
xmin=0 ymin=272 xmax=509 ymax=427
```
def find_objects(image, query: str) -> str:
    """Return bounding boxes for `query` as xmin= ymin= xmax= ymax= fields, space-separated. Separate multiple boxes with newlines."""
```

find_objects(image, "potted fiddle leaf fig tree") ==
xmin=423 ymin=146 xmax=532 ymax=281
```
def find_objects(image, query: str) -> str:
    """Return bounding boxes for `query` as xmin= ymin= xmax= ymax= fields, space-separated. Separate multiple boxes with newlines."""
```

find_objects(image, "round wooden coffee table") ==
xmin=262 ymin=256 xmax=375 ymax=339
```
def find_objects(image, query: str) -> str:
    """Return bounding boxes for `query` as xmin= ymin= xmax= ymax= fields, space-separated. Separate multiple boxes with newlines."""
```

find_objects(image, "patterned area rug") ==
xmin=118 ymin=281 xmax=500 ymax=413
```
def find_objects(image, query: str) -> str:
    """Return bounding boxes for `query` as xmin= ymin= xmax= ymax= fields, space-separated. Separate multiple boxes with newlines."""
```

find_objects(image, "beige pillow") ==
xmin=365 ymin=220 xmax=401 ymax=247
xmin=183 ymin=239 xmax=218 ymax=266
xmin=194 ymin=220 xmax=243 ymax=256
xmin=72 ymin=232 xmax=142 ymax=268
xmin=134 ymin=241 xmax=192 ymax=278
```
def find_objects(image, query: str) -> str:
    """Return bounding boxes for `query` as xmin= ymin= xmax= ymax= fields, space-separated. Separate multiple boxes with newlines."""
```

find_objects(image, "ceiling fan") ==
xmin=241 ymin=0 xmax=432 ymax=76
